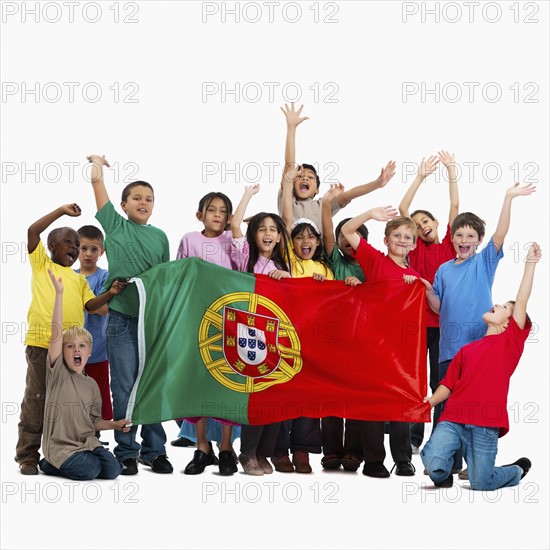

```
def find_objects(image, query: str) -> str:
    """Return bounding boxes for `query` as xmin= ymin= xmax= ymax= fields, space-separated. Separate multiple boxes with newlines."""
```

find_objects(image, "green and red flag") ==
xmin=128 ymin=257 xmax=429 ymax=425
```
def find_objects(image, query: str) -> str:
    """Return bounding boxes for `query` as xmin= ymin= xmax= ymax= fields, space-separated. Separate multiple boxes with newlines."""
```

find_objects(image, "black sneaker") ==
xmin=502 ymin=457 xmax=532 ymax=479
xmin=139 ymin=454 xmax=174 ymax=474
xmin=170 ymin=437 xmax=196 ymax=448
xmin=435 ymin=474 xmax=454 ymax=488
xmin=120 ymin=457 xmax=138 ymax=476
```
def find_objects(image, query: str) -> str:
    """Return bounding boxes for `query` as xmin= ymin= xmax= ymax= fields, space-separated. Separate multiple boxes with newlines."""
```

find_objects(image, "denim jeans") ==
xmin=107 ymin=310 xmax=167 ymax=462
xmin=435 ymin=359 xmax=463 ymax=471
xmin=421 ymin=421 xmax=522 ymax=490
xmin=39 ymin=447 xmax=121 ymax=480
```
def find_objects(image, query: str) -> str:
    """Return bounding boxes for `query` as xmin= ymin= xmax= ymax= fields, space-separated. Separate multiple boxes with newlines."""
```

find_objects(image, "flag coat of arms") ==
xmin=128 ymin=257 xmax=429 ymax=425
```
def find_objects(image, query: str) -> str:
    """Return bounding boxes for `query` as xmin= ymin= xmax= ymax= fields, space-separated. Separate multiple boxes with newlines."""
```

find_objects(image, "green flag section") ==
xmin=128 ymin=257 xmax=429 ymax=425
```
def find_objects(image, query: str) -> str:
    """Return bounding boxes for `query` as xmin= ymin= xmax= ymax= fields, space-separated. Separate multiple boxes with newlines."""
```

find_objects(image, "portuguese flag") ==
xmin=128 ymin=257 xmax=428 ymax=425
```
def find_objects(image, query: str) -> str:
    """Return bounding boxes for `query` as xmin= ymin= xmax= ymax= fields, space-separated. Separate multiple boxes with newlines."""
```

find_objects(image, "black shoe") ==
xmin=120 ymin=457 xmax=138 ymax=476
xmin=218 ymin=450 xmax=238 ymax=476
xmin=391 ymin=461 xmax=416 ymax=476
xmin=170 ymin=437 xmax=196 ymax=447
xmin=435 ymin=474 xmax=454 ymax=488
xmin=139 ymin=454 xmax=173 ymax=474
xmin=502 ymin=457 xmax=531 ymax=479
xmin=362 ymin=462 xmax=390 ymax=478
xmin=184 ymin=446 xmax=217 ymax=475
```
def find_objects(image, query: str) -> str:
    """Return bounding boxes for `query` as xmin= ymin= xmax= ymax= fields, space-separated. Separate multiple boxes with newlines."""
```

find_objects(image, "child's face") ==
xmin=482 ymin=302 xmax=514 ymax=326
xmin=78 ymin=237 xmax=104 ymax=270
xmin=412 ymin=213 xmax=439 ymax=244
xmin=338 ymin=232 xmax=361 ymax=258
xmin=49 ymin=229 xmax=80 ymax=267
xmin=121 ymin=185 xmax=154 ymax=224
xmin=294 ymin=168 xmax=319 ymax=200
xmin=197 ymin=197 xmax=230 ymax=238
xmin=384 ymin=225 xmax=416 ymax=259
xmin=255 ymin=216 xmax=281 ymax=258
xmin=452 ymin=225 xmax=481 ymax=261
xmin=292 ymin=227 xmax=320 ymax=260
xmin=62 ymin=339 xmax=91 ymax=373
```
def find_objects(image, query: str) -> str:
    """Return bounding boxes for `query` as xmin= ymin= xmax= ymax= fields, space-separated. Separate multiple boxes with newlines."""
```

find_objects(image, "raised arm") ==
xmin=27 ymin=204 xmax=81 ymax=254
xmin=281 ymin=165 xmax=298 ymax=232
xmin=512 ymin=242 xmax=541 ymax=329
xmin=398 ymin=156 xmax=439 ymax=217
xmin=437 ymin=150 xmax=459 ymax=227
xmin=340 ymin=206 xmax=399 ymax=251
xmin=86 ymin=155 xmax=111 ymax=211
xmin=280 ymin=103 xmax=308 ymax=185
xmin=321 ymin=183 xmax=344 ymax=256
xmin=338 ymin=161 xmax=397 ymax=208
xmin=47 ymin=269 xmax=64 ymax=363
xmin=492 ymin=182 xmax=536 ymax=253
xmin=231 ymin=185 xmax=260 ymax=239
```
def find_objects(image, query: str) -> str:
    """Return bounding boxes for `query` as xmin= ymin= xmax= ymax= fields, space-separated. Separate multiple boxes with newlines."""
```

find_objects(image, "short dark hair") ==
xmin=47 ymin=227 xmax=78 ymax=246
xmin=198 ymin=192 xmax=233 ymax=216
xmin=335 ymin=218 xmax=369 ymax=242
xmin=121 ymin=181 xmax=155 ymax=202
xmin=411 ymin=209 xmax=435 ymax=221
xmin=77 ymin=225 xmax=104 ymax=244
xmin=301 ymin=163 xmax=321 ymax=189
xmin=451 ymin=212 xmax=486 ymax=239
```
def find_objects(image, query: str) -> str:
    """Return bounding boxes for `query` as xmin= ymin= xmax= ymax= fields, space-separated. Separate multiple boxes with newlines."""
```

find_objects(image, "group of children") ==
xmin=14 ymin=104 xmax=540 ymax=491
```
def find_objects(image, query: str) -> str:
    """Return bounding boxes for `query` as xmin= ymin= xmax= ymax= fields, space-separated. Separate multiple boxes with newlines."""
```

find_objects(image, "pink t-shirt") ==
xmin=231 ymin=236 xmax=279 ymax=274
xmin=176 ymin=230 xmax=237 ymax=270
xmin=439 ymin=317 xmax=531 ymax=437
xmin=353 ymin=238 xmax=420 ymax=281
xmin=408 ymin=224 xmax=455 ymax=327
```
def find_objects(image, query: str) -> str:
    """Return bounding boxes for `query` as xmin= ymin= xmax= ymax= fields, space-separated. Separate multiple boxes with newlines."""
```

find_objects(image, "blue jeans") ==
xmin=421 ymin=421 xmax=522 ymax=490
xmin=435 ymin=359 xmax=463 ymax=471
xmin=39 ymin=447 xmax=121 ymax=480
xmin=107 ymin=310 xmax=167 ymax=462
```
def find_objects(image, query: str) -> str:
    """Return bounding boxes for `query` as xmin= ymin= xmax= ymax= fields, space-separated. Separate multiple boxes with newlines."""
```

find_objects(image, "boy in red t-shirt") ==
xmin=420 ymin=243 xmax=541 ymax=490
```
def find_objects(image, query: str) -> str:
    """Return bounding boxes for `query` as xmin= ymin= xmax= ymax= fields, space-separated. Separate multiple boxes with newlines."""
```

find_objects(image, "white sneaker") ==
xmin=238 ymin=453 xmax=264 ymax=476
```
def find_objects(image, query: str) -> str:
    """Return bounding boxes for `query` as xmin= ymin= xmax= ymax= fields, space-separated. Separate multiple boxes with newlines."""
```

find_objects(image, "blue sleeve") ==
xmin=432 ymin=264 xmax=444 ymax=299
xmin=480 ymin=237 xmax=504 ymax=277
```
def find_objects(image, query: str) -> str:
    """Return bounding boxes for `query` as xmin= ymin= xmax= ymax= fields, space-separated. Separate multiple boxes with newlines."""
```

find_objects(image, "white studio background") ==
xmin=0 ymin=1 xmax=548 ymax=549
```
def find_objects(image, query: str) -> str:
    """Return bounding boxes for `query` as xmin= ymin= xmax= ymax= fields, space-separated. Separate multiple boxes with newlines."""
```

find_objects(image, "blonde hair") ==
xmin=384 ymin=217 xmax=418 ymax=243
xmin=62 ymin=326 xmax=93 ymax=346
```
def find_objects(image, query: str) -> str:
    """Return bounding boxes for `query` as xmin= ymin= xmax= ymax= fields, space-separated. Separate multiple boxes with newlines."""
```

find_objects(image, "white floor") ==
xmin=1 ymin=419 xmax=547 ymax=550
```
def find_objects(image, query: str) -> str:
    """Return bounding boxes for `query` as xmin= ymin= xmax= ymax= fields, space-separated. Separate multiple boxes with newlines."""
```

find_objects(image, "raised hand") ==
xmin=525 ymin=242 xmax=542 ymax=263
xmin=375 ymin=160 xmax=397 ymax=188
xmin=86 ymin=154 xmax=110 ymax=184
xmin=505 ymin=182 xmax=537 ymax=199
xmin=244 ymin=183 xmax=261 ymax=196
xmin=47 ymin=269 xmax=63 ymax=294
xmin=437 ymin=150 xmax=455 ymax=168
xmin=418 ymin=155 xmax=439 ymax=180
xmin=322 ymin=182 xmax=345 ymax=204
xmin=368 ymin=205 xmax=399 ymax=222
xmin=60 ymin=203 xmax=82 ymax=217
xmin=281 ymin=102 xmax=309 ymax=128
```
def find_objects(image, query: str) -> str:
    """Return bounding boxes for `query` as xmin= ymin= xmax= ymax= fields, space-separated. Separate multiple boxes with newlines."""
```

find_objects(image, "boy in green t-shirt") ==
xmin=87 ymin=154 xmax=172 ymax=476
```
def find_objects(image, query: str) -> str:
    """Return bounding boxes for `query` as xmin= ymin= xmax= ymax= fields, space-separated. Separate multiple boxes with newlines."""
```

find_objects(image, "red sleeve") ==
xmin=352 ymin=238 xmax=378 ymax=278
xmin=440 ymin=348 xmax=463 ymax=391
